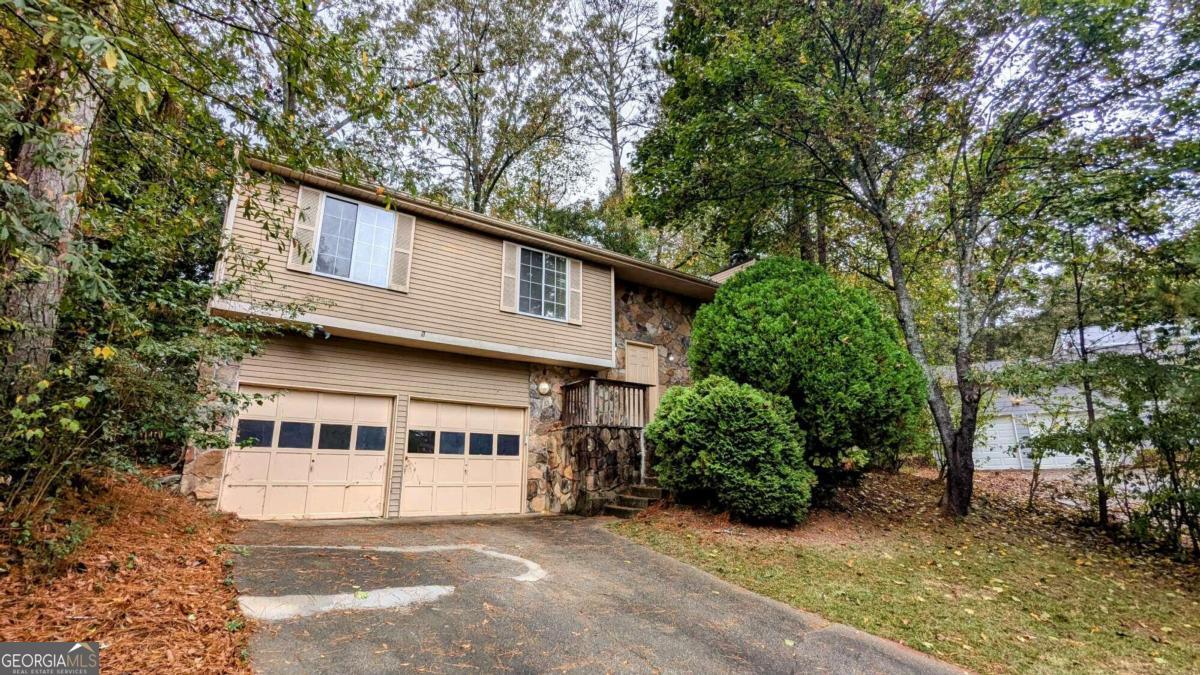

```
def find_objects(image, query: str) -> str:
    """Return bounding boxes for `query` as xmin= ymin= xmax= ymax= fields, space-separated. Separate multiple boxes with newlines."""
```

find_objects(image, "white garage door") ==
xmin=399 ymin=400 xmax=525 ymax=517
xmin=218 ymin=387 xmax=392 ymax=519
xmin=975 ymin=414 xmax=1082 ymax=471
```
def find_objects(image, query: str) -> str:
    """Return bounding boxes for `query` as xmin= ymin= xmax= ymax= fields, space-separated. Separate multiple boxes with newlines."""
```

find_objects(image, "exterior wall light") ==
xmin=536 ymin=381 xmax=552 ymax=396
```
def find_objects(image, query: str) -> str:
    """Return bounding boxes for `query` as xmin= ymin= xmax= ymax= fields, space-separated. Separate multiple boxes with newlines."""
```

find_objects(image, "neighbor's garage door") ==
xmin=218 ymin=387 xmax=392 ymax=519
xmin=399 ymin=400 xmax=525 ymax=517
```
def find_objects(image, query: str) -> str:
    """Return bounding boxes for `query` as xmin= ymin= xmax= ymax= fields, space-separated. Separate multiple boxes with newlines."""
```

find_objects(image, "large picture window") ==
xmin=518 ymin=247 xmax=567 ymax=320
xmin=315 ymin=196 xmax=395 ymax=288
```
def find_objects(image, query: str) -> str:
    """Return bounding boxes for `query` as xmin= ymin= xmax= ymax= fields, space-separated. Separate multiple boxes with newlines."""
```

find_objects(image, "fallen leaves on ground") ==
xmin=0 ymin=471 xmax=251 ymax=673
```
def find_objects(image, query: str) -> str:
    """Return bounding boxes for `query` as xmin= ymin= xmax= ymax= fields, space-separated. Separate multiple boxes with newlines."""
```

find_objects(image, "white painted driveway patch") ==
xmin=237 ymin=543 xmax=546 ymax=621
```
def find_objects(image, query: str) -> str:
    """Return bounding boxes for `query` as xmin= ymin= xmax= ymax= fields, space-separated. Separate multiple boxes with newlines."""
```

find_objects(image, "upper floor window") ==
xmin=519 ymin=247 xmax=567 ymax=321
xmin=315 ymin=196 xmax=395 ymax=288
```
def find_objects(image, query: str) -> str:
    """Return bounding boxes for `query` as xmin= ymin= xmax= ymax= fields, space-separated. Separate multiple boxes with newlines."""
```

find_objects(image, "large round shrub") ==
xmin=690 ymin=257 xmax=925 ymax=478
xmin=646 ymin=376 xmax=815 ymax=524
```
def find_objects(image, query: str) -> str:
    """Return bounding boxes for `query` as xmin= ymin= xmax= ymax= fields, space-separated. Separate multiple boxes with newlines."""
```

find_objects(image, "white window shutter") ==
xmin=287 ymin=186 xmax=321 ymax=273
xmin=388 ymin=212 xmax=416 ymax=292
xmin=500 ymin=241 xmax=519 ymax=313
xmin=568 ymin=258 xmax=583 ymax=325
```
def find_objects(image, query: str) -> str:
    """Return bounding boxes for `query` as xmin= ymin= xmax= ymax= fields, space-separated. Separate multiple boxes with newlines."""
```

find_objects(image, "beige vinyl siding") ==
xmin=228 ymin=180 xmax=613 ymax=363
xmin=238 ymin=334 xmax=529 ymax=517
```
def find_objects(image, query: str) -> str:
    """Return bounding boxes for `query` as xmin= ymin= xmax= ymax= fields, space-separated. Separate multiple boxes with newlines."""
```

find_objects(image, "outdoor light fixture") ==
xmin=537 ymin=381 xmax=552 ymax=396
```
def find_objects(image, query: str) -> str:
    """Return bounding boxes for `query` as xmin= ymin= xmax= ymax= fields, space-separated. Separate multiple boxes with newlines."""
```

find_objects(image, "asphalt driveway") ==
xmin=234 ymin=516 xmax=958 ymax=674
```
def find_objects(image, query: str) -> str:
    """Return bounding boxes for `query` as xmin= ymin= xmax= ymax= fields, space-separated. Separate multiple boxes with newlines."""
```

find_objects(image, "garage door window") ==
xmin=278 ymin=421 xmax=314 ymax=448
xmin=469 ymin=433 xmax=493 ymax=455
xmin=236 ymin=419 xmax=274 ymax=447
xmin=318 ymin=423 xmax=352 ymax=449
xmin=355 ymin=426 xmax=388 ymax=450
xmin=408 ymin=429 xmax=435 ymax=453
xmin=497 ymin=434 xmax=520 ymax=456
xmin=440 ymin=431 xmax=465 ymax=454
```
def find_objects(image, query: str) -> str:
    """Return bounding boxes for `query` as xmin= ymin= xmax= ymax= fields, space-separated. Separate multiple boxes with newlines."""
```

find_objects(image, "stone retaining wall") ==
xmin=562 ymin=426 xmax=644 ymax=515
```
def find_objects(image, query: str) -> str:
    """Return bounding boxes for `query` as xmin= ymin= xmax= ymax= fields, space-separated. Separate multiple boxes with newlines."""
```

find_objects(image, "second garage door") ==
xmin=399 ymin=400 xmax=525 ymax=517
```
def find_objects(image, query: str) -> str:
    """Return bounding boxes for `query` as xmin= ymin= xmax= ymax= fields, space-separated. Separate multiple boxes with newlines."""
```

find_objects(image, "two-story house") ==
xmin=181 ymin=158 xmax=716 ymax=520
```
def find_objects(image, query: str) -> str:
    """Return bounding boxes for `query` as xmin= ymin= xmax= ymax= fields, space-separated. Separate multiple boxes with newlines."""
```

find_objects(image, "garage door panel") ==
xmin=306 ymin=485 xmax=346 ymax=516
xmin=437 ymin=403 xmax=468 ymax=429
xmin=278 ymin=390 xmax=319 ymax=419
xmin=265 ymin=485 xmax=307 ymax=517
xmin=311 ymin=453 xmax=350 ymax=482
xmin=495 ymin=408 xmax=523 ymax=432
xmin=467 ymin=406 xmax=495 ymax=430
xmin=226 ymin=451 xmax=270 ymax=483
xmin=494 ymin=485 xmax=520 ymax=511
xmin=435 ymin=458 xmax=466 ymax=483
xmin=409 ymin=400 xmax=438 ymax=427
xmin=241 ymin=387 xmax=278 ymax=417
xmin=317 ymin=392 xmax=356 ymax=421
xmin=355 ymin=397 xmax=392 ymax=425
xmin=348 ymin=455 xmax=387 ymax=482
xmin=401 ymin=485 xmax=433 ymax=513
xmin=222 ymin=485 xmax=266 ymax=517
xmin=345 ymin=485 xmax=383 ymax=514
xmin=435 ymin=486 xmax=464 ymax=514
xmin=219 ymin=387 xmax=392 ymax=520
xmin=466 ymin=459 xmax=496 ymax=484
xmin=465 ymin=486 xmax=493 ymax=513
xmin=494 ymin=459 xmax=521 ymax=483
xmin=269 ymin=452 xmax=313 ymax=482
xmin=405 ymin=455 xmax=434 ymax=484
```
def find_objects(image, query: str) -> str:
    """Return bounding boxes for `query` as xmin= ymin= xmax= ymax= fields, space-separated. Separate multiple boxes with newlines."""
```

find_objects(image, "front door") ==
xmin=625 ymin=341 xmax=660 ymax=419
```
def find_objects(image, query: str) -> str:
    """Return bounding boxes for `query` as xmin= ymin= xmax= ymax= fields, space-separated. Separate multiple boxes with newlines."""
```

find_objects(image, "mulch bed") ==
xmin=0 ymin=472 xmax=251 ymax=673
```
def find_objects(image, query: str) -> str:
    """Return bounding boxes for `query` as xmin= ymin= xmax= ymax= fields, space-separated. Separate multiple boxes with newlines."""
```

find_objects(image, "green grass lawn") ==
xmin=611 ymin=473 xmax=1200 ymax=674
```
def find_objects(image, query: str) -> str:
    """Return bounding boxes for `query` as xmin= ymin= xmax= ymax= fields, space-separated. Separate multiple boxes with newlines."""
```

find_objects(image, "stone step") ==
xmin=629 ymin=485 xmax=665 ymax=499
xmin=617 ymin=494 xmax=654 ymax=509
xmin=603 ymin=504 xmax=642 ymax=519
xmin=643 ymin=475 xmax=661 ymax=487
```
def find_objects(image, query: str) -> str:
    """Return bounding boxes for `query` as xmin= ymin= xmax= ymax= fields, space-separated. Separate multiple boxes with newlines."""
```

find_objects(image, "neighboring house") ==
xmin=973 ymin=380 xmax=1088 ymax=471
xmin=973 ymin=326 xmax=1157 ymax=471
xmin=182 ymin=158 xmax=716 ymax=520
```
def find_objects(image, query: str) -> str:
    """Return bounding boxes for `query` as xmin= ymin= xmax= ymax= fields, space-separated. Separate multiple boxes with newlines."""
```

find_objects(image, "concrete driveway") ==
xmin=234 ymin=516 xmax=958 ymax=674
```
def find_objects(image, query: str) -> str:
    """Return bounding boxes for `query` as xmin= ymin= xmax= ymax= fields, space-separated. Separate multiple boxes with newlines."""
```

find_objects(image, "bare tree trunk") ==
xmin=609 ymin=108 xmax=623 ymax=196
xmin=1 ymin=71 xmax=102 ymax=397
xmin=1067 ymin=227 xmax=1108 ymax=527
xmin=877 ymin=212 xmax=972 ymax=514
xmin=816 ymin=203 xmax=829 ymax=267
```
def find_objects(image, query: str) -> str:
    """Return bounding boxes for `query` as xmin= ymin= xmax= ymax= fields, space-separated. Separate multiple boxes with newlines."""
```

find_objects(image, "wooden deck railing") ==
xmin=562 ymin=377 xmax=650 ymax=428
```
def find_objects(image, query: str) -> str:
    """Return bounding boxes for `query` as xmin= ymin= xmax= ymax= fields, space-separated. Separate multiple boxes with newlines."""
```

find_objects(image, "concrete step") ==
xmin=617 ymin=494 xmax=654 ymax=509
xmin=603 ymin=504 xmax=642 ymax=519
xmin=629 ymin=485 xmax=665 ymax=499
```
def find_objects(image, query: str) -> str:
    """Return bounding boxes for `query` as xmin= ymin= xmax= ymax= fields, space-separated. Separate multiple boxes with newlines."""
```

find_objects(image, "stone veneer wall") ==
xmin=603 ymin=279 xmax=699 ymax=387
xmin=563 ymin=426 xmax=643 ymax=515
xmin=526 ymin=279 xmax=699 ymax=513
xmin=180 ymin=359 xmax=241 ymax=501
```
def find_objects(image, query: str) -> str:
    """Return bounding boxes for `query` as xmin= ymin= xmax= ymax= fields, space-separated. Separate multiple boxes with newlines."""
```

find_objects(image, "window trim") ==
xmin=515 ymin=244 xmax=571 ymax=324
xmin=311 ymin=192 xmax=398 ymax=290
